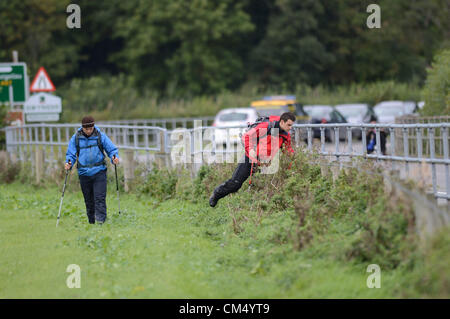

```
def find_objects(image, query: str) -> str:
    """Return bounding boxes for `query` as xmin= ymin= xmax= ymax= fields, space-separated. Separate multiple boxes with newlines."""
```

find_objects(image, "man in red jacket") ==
xmin=209 ymin=112 xmax=295 ymax=207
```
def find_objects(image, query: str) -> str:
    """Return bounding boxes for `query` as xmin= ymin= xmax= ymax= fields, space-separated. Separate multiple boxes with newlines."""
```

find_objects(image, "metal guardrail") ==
xmin=4 ymin=124 xmax=168 ymax=165
xmin=396 ymin=115 xmax=450 ymax=124
xmin=4 ymin=122 xmax=450 ymax=201
xmin=291 ymin=123 xmax=450 ymax=201
xmin=394 ymin=115 xmax=450 ymax=158
xmin=97 ymin=116 xmax=215 ymax=130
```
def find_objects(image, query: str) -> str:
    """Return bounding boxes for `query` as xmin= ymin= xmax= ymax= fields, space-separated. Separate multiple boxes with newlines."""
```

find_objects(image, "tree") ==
xmin=250 ymin=0 xmax=335 ymax=89
xmin=113 ymin=0 xmax=254 ymax=95
xmin=0 ymin=0 xmax=80 ymax=84
xmin=250 ymin=0 xmax=450 ymax=88
xmin=422 ymin=49 xmax=450 ymax=116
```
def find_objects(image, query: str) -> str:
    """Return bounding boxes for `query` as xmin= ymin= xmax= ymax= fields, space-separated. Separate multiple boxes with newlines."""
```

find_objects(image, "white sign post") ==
xmin=24 ymin=92 xmax=62 ymax=122
xmin=25 ymin=67 xmax=61 ymax=122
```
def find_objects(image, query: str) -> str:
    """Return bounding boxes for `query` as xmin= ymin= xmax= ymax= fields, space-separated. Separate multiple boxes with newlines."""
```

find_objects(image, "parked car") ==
xmin=250 ymin=95 xmax=310 ymax=124
xmin=303 ymin=105 xmax=347 ymax=142
xmin=212 ymin=108 xmax=258 ymax=146
xmin=251 ymin=95 xmax=310 ymax=142
xmin=335 ymin=103 xmax=376 ymax=140
xmin=373 ymin=101 xmax=417 ymax=123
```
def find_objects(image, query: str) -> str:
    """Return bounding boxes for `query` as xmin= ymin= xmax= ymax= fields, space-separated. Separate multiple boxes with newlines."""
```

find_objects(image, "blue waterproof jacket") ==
xmin=65 ymin=125 xmax=119 ymax=176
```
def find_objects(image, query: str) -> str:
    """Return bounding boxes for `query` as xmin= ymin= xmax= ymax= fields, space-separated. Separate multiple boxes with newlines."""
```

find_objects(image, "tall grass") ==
xmin=58 ymin=76 xmax=423 ymax=122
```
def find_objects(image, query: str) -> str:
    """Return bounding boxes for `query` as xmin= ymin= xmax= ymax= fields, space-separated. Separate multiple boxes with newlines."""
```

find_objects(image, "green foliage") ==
xmin=57 ymin=75 xmax=422 ymax=122
xmin=251 ymin=0 xmax=450 ymax=89
xmin=2 ymin=0 xmax=449 ymax=95
xmin=58 ymin=74 xmax=142 ymax=122
xmin=0 ymin=154 xmax=21 ymax=184
xmin=137 ymin=167 xmax=178 ymax=201
xmin=251 ymin=0 xmax=336 ymax=87
xmin=176 ymin=150 xmax=418 ymax=271
xmin=0 ymin=0 xmax=78 ymax=83
xmin=113 ymin=0 xmax=254 ymax=95
xmin=412 ymin=227 xmax=450 ymax=297
xmin=422 ymin=49 xmax=450 ymax=116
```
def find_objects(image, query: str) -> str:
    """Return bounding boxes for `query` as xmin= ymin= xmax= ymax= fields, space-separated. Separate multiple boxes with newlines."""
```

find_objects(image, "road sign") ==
xmin=30 ymin=67 xmax=55 ymax=92
xmin=26 ymin=113 xmax=60 ymax=122
xmin=0 ymin=63 xmax=29 ymax=106
xmin=24 ymin=92 xmax=62 ymax=113
xmin=24 ymin=92 xmax=62 ymax=122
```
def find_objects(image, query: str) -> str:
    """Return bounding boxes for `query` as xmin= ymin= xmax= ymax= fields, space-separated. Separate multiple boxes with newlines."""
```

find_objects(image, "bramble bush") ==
xmin=137 ymin=167 xmax=178 ymax=201
xmin=171 ymin=149 xmax=418 ymax=270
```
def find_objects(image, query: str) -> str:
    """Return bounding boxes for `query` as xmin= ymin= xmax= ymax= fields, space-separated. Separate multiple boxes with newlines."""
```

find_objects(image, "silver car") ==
xmin=335 ymin=103 xmax=376 ymax=139
xmin=212 ymin=108 xmax=258 ymax=146
xmin=303 ymin=105 xmax=347 ymax=142
xmin=374 ymin=101 xmax=416 ymax=123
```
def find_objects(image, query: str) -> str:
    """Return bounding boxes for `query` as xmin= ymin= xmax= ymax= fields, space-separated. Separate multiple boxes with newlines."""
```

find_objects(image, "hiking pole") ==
xmin=113 ymin=155 xmax=121 ymax=215
xmin=249 ymin=161 xmax=254 ymax=186
xmin=56 ymin=160 xmax=71 ymax=227
xmin=248 ymin=153 xmax=260 ymax=189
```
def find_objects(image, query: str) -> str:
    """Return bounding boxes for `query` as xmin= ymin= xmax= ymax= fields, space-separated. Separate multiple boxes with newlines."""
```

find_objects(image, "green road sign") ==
xmin=0 ymin=62 xmax=29 ymax=106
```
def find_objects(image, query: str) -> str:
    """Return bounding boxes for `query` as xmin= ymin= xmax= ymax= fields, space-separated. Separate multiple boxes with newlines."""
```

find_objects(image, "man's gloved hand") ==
xmin=64 ymin=160 xmax=72 ymax=170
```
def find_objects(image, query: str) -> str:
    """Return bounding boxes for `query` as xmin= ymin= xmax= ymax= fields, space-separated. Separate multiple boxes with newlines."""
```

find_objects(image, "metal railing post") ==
xmin=307 ymin=128 xmax=312 ymax=152
xmin=403 ymin=127 xmax=409 ymax=175
xmin=429 ymin=127 xmax=437 ymax=197
xmin=442 ymin=126 xmax=449 ymax=203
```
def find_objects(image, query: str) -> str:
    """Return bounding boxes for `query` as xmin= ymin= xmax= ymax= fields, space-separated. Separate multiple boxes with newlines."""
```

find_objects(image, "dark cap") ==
xmin=82 ymin=116 xmax=95 ymax=128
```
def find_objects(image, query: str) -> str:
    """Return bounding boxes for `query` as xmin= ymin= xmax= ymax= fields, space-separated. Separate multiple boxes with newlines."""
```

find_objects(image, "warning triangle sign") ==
xmin=30 ymin=67 xmax=56 ymax=92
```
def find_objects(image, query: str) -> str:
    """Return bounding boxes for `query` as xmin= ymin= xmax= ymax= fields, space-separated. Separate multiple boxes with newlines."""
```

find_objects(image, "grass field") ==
xmin=1 ymin=177 xmax=447 ymax=299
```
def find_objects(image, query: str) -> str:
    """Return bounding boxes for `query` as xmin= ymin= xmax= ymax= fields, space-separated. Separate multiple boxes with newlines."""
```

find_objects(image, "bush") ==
xmin=422 ymin=49 xmax=450 ymax=115
xmin=137 ymin=167 xmax=178 ymax=201
xmin=178 ymin=149 xmax=418 ymax=270
xmin=0 ymin=153 xmax=21 ymax=184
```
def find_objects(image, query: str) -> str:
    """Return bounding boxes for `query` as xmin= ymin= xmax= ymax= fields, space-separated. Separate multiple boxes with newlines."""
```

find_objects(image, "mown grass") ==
xmin=0 ymin=146 xmax=448 ymax=298
xmin=0 ymin=173 xmax=448 ymax=298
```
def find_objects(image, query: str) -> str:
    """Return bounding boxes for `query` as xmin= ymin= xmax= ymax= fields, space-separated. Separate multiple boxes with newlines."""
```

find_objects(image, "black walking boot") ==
xmin=209 ymin=192 xmax=219 ymax=207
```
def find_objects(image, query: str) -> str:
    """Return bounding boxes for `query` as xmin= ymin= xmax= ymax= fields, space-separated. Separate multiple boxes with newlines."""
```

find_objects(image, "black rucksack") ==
xmin=240 ymin=116 xmax=276 ymax=144
xmin=75 ymin=129 xmax=106 ymax=168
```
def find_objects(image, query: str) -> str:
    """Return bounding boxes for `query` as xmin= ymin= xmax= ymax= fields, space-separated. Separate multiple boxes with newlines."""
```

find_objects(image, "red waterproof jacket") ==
xmin=242 ymin=116 xmax=294 ymax=163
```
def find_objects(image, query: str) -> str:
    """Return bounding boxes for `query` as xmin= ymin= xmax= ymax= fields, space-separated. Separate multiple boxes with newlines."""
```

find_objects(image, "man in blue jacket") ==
xmin=65 ymin=116 xmax=120 ymax=224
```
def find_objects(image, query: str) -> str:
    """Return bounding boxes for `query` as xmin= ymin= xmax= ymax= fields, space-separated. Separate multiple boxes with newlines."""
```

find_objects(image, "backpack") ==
xmin=75 ymin=128 xmax=106 ymax=168
xmin=240 ymin=116 xmax=276 ymax=145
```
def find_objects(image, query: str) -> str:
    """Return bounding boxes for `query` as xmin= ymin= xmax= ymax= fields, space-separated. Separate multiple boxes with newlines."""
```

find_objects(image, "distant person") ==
xmin=366 ymin=115 xmax=387 ymax=155
xmin=65 ymin=116 xmax=120 ymax=224
xmin=209 ymin=112 xmax=295 ymax=207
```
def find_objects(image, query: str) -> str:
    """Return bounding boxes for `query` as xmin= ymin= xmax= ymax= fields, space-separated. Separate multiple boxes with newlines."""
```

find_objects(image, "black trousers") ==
xmin=79 ymin=169 xmax=107 ymax=223
xmin=213 ymin=156 xmax=255 ymax=200
xmin=366 ymin=131 xmax=387 ymax=155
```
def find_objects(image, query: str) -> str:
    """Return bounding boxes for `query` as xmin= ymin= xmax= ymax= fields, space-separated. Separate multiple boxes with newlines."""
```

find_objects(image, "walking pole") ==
xmin=113 ymin=155 xmax=121 ymax=215
xmin=248 ymin=156 xmax=259 ymax=189
xmin=249 ymin=161 xmax=254 ymax=186
xmin=56 ymin=160 xmax=71 ymax=227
